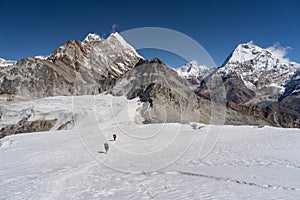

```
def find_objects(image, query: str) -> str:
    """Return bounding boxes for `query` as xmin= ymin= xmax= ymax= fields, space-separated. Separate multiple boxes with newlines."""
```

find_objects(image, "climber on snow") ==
xmin=104 ymin=143 xmax=109 ymax=154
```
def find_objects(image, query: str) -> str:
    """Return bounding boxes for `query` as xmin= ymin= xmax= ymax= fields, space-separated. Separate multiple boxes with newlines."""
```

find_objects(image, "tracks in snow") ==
xmin=178 ymin=171 xmax=298 ymax=191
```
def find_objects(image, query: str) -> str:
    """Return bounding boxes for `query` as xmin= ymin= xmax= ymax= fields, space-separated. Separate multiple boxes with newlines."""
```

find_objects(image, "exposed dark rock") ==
xmin=227 ymin=101 xmax=300 ymax=128
xmin=111 ymin=60 xmax=267 ymax=125
xmin=0 ymin=118 xmax=57 ymax=139
xmin=222 ymin=72 xmax=255 ymax=104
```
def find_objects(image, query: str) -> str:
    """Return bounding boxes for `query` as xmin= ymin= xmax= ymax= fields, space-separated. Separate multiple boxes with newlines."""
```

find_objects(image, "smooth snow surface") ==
xmin=1 ymin=94 xmax=300 ymax=199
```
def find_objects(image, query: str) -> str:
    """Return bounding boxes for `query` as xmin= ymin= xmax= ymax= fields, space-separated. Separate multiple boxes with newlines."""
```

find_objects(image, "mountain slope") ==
xmin=0 ymin=33 xmax=142 ymax=101
xmin=219 ymin=42 xmax=300 ymax=127
xmin=1 ymin=97 xmax=299 ymax=199
xmin=219 ymin=42 xmax=300 ymax=103
xmin=176 ymin=61 xmax=215 ymax=90
xmin=111 ymin=58 xmax=204 ymax=123
xmin=110 ymin=58 xmax=268 ymax=125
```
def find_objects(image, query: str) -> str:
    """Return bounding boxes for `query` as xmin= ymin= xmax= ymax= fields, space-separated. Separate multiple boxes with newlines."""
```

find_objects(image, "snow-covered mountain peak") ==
xmin=223 ymin=41 xmax=300 ymax=76
xmin=219 ymin=42 xmax=300 ymax=102
xmin=107 ymin=32 xmax=125 ymax=44
xmin=227 ymin=41 xmax=293 ymax=67
xmin=229 ymin=41 xmax=269 ymax=63
xmin=0 ymin=58 xmax=16 ymax=67
xmin=176 ymin=61 xmax=211 ymax=78
xmin=107 ymin=32 xmax=143 ymax=59
xmin=83 ymin=33 xmax=103 ymax=42
xmin=108 ymin=32 xmax=132 ymax=48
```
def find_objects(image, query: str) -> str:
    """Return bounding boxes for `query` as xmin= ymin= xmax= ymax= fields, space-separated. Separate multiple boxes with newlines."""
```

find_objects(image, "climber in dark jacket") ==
xmin=104 ymin=143 xmax=109 ymax=154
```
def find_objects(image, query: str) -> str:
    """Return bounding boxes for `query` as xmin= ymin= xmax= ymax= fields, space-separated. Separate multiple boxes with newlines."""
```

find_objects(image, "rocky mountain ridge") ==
xmin=0 ymin=32 xmax=142 ymax=101
xmin=1 ymin=35 xmax=299 ymax=131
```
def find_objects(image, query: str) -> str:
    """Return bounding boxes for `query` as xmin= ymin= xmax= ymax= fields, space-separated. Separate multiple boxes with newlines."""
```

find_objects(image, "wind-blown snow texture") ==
xmin=1 ymin=94 xmax=299 ymax=199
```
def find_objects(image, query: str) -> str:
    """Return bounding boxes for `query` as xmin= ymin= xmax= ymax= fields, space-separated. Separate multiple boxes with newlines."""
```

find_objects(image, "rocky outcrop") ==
xmin=0 ymin=117 xmax=57 ymax=139
xmin=227 ymin=101 xmax=300 ymax=128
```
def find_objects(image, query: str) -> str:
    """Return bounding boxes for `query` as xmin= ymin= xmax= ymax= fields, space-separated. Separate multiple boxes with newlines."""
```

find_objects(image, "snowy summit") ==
xmin=219 ymin=41 xmax=300 ymax=97
xmin=0 ymin=57 xmax=16 ymax=67
xmin=83 ymin=33 xmax=103 ymax=42
xmin=176 ymin=61 xmax=212 ymax=78
xmin=107 ymin=32 xmax=143 ymax=59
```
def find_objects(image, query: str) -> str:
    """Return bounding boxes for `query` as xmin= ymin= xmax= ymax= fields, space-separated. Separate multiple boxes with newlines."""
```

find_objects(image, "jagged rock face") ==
xmin=0 ymin=33 xmax=142 ymax=101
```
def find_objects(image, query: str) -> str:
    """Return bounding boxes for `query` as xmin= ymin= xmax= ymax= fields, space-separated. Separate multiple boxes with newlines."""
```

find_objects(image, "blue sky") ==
xmin=0 ymin=0 xmax=299 ymax=67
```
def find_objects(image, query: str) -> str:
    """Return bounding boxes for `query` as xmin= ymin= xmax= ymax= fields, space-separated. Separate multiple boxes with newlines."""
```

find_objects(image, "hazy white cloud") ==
xmin=111 ymin=24 xmax=119 ymax=33
xmin=190 ymin=59 xmax=198 ymax=65
xmin=247 ymin=40 xmax=254 ymax=45
xmin=266 ymin=42 xmax=292 ymax=62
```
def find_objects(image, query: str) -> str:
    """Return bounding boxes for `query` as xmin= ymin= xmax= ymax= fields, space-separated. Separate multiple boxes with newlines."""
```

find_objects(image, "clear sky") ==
xmin=0 ymin=0 xmax=299 ymax=67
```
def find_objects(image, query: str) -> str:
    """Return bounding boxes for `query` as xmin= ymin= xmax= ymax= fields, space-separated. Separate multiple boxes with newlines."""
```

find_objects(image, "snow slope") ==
xmin=106 ymin=32 xmax=143 ymax=59
xmin=1 ymin=94 xmax=300 ymax=199
xmin=0 ymin=58 xmax=16 ymax=67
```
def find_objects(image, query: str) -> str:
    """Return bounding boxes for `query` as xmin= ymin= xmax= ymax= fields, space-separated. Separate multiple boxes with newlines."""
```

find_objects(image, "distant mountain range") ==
xmin=0 ymin=33 xmax=299 ymax=133
xmin=177 ymin=42 xmax=300 ymax=127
